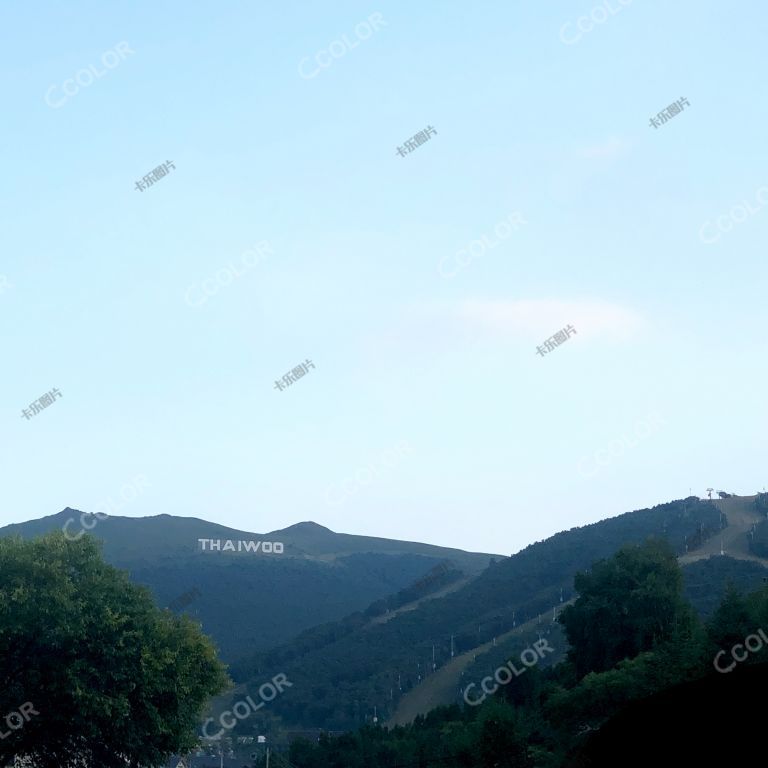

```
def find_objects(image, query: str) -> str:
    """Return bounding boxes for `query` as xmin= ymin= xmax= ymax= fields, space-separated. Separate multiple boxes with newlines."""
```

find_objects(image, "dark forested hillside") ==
xmin=683 ymin=555 xmax=768 ymax=616
xmin=569 ymin=661 xmax=768 ymax=767
xmin=227 ymin=497 xmax=722 ymax=731
xmin=281 ymin=541 xmax=768 ymax=768
xmin=0 ymin=510 xmax=495 ymax=661
xmin=3 ymin=496 xmax=762 ymax=766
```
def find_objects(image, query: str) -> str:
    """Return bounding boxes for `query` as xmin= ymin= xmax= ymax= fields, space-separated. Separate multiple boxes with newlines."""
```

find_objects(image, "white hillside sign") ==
xmin=197 ymin=538 xmax=284 ymax=554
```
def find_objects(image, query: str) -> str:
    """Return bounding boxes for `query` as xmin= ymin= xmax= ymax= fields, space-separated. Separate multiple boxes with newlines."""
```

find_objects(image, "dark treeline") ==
xmin=230 ymin=498 xmax=722 ymax=731
xmin=283 ymin=539 xmax=768 ymax=768
xmin=748 ymin=492 xmax=768 ymax=556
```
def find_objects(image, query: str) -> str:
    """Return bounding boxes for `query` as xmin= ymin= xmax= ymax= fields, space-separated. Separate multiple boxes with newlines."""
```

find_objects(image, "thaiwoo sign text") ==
xmin=198 ymin=538 xmax=284 ymax=554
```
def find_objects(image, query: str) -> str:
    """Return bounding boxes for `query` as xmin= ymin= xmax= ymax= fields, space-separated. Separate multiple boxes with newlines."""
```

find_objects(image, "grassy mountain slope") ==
xmin=679 ymin=494 xmax=764 ymax=565
xmin=386 ymin=496 xmax=768 ymax=725
xmin=0 ymin=509 xmax=496 ymax=661
xmin=226 ymin=496 xmax=727 ymax=731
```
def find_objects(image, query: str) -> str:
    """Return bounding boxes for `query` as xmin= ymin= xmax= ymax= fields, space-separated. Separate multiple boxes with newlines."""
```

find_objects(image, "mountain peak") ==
xmin=278 ymin=521 xmax=335 ymax=534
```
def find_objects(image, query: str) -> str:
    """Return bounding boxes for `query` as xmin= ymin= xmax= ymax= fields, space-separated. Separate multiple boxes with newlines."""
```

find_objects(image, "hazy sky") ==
xmin=2 ymin=1 xmax=767 ymax=555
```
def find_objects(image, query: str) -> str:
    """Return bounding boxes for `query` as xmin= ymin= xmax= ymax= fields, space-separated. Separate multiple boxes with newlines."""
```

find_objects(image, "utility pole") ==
xmin=265 ymin=746 xmax=270 ymax=768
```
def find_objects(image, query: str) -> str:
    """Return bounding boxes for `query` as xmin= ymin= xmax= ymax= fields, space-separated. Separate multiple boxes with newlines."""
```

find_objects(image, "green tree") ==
xmin=706 ymin=582 xmax=754 ymax=650
xmin=475 ymin=699 xmax=530 ymax=767
xmin=289 ymin=737 xmax=324 ymax=768
xmin=0 ymin=533 xmax=228 ymax=767
xmin=558 ymin=539 xmax=694 ymax=677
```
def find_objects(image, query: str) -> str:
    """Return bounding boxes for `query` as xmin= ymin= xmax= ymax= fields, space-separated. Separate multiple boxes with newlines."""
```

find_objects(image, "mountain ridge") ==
xmin=0 ymin=508 xmax=497 ymax=661
xmin=224 ymin=494 xmax=767 ymax=731
xmin=0 ymin=508 xmax=499 ymax=565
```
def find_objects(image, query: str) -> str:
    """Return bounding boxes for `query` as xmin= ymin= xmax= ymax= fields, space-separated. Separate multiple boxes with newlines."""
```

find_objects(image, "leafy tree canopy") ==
xmin=0 ymin=533 xmax=228 ymax=767
xmin=558 ymin=539 xmax=694 ymax=676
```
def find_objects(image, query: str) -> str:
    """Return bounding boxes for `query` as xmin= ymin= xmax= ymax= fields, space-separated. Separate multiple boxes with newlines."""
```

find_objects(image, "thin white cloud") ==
xmin=455 ymin=298 xmax=645 ymax=340
xmin=578 ymin=136 xmax=627 ymax=160
xmin=365 ymin=299 xmax=646 ymax=365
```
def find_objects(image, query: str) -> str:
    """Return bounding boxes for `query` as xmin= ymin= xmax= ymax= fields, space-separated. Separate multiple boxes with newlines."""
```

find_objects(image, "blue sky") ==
xmin=2 ymin=1 xmax=767 ymax=555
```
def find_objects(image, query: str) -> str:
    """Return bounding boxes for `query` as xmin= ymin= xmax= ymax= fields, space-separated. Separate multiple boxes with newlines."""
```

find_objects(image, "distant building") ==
xmin=282 ymin=727 xmax=346 ymax=743
xmin=166 ymin=757 xmax=242 ymax=768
